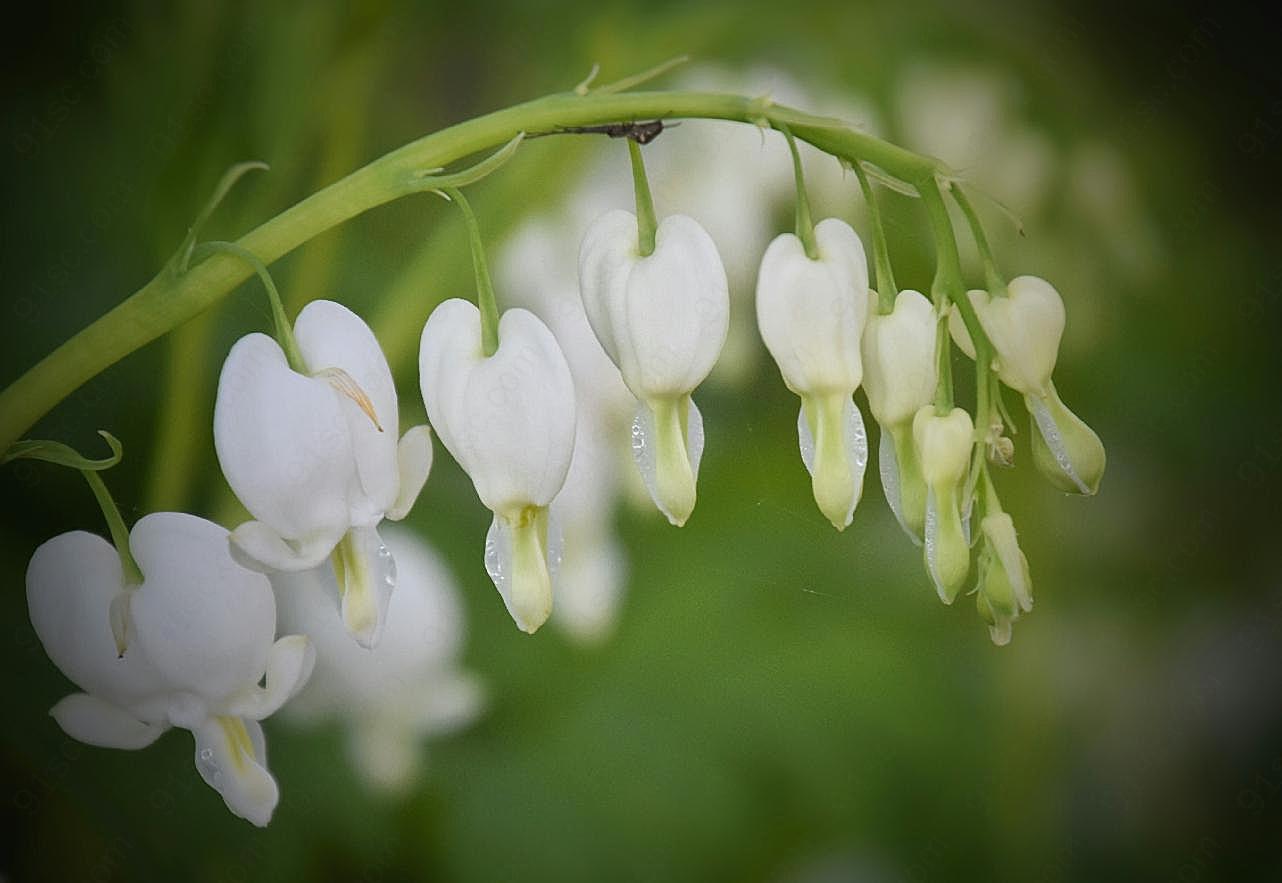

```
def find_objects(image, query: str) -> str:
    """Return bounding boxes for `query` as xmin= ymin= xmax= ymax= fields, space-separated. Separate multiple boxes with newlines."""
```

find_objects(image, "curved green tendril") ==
xmin=3 ymin=431 xmax=142 ymax=586
xmin=173 ymin=161 xmax=270 ymax=275
xmin=412 ymin=133 xmax=525 ymax=192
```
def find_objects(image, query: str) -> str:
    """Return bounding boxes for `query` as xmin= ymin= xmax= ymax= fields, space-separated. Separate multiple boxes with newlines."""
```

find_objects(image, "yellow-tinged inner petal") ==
xmin=648 ymin=396 xmax=697 ymax=527
xmin=802 ymin=392 xmax=856 ymax=530
xmin=314 ymin=367 xmax=384 ymax=432
xmin=501 ymin=505 xmax=553 ymax=634
xmin=216 ymin=716 xmax=255 ymax=773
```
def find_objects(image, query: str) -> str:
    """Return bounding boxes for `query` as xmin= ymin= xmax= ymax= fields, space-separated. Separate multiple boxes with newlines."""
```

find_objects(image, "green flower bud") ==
xmin=975 ymin=512 xmax=1033 ymax=646
xmin=1025 ymin=383 xmax=1106 ymax=495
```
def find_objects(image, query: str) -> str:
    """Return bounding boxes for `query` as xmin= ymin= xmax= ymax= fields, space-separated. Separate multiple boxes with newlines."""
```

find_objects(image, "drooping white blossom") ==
xmin=273 ymin=525 xmax=482 ymax=791
xmin=756 ymin=218 xmax=870 ymax=529
xmin=578 ymin=209 xmax=729 ymax=526
xmin=214 ymin=299 xmax=433 ymax=648
xmin=26 ymin=512 xmax=314 ymax=826
xmin=499 ymin=217 xmax=632 ymax=642
xmin=950 ymin=276 xmax=1105 ymax=494
xmin=419 ymin=299 xmax=577 ymax=634
xmin=862 ymin=289 xmax=939 ymax=541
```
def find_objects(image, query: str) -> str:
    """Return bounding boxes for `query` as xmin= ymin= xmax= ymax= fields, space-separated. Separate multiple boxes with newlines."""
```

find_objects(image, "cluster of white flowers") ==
xmin=23 ymin=65 xmax=1107 ymax=825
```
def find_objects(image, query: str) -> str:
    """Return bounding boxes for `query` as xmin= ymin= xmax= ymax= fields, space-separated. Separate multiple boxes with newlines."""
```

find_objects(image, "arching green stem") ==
xmin=191 ymin=241 xmax=305 ymax=373
xmin=781 ymin=125 xmax=818 ymax=260
xmin=444 ymin=187 xmax=501 ymax=356
xmin=0 ymin=88 xmax=941 ymax=451
xmin=628 ymin=139 xmax=658 ymax=257
xmin=951 ymin=183 xmax=1007 ymax=298
xmin=853 ymin=161 xmax=897 ymax=313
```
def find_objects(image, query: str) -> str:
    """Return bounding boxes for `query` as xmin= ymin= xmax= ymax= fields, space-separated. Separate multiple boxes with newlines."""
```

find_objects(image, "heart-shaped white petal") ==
xmin=214 ymin=333 xmax=355 ymax=548
xmin=863 ymin=289 xmax=939 ymax=428
xmin=420 ymin=300 xmax=576 ymax=514
xmin=128 ymin=513 xmax=276 ymax=704
xmin=26 ymin=531 xmax=169 ymax=717
xmin=579 ymin=210 xmax=729 ymax=399
xmin=756 ymin=218 xmax=869 ymax=396
xmin=950 ymin=276 xmax=1065 ymax=396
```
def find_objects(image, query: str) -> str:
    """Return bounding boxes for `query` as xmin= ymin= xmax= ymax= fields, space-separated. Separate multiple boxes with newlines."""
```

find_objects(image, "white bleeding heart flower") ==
xmin=949 ymin=276 xmax=1105 ymax=494
xmin=756 ymin=218 xmax=870 ymax=530
xmin=862 ymin=288 xmax=939 ymax=541
xmin=419 ymin=299 xmax=576 ymax=634
xmin=214 ymin=299 xmax=433 ymax=649
xmin=578 ymin=209 xmax=729 ymax=526
xmin=974 ymin=512 xmax=1033 ymax=646
xmin=272 ymin=525 xmax=483 ymax=792
xmin=26 ymin=512 xmax=314 ymax=827
xmin=912 ymin=406 xmax=974 ymax=603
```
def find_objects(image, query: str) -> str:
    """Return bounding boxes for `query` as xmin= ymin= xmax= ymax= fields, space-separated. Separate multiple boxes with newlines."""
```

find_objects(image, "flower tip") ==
xmin=988 ymin=622 xmax=1013 ymax=647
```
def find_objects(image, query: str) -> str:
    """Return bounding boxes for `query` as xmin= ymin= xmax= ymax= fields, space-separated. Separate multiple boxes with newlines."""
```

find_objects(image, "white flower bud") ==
xmin=912 ymin=406 xmax=975 ymax=603
xmin=419 ymin=299 xmax=577 ymax=634
xmin=975 ymin=512 xmax=1033 ymax=646
xmin=1026 ymin=384 xmax=1106 ymax=495
xmin=578 ymin=209 xmax=729 ymax=526
xmin=756 ymin=219 xmax=870 ymax=529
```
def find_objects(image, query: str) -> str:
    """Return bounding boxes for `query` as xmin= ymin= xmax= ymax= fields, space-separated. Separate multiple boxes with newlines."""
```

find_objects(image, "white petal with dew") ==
xmin=631 ymin=397 xmax=704 ymax=526
xmin=334 ymin=526 xmax=397 ymax=650
xmin=484 ymin=509 xmax=555 ymax=633
xmin=192 ymin=716 xmax=278 ymax=827
xmin=796 ymin=396 xmax=868 ymax=529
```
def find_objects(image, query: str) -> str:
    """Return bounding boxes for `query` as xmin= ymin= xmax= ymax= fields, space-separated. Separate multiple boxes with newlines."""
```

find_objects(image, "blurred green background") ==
xmin=2 ymin=0 xmax=1280 ymax=880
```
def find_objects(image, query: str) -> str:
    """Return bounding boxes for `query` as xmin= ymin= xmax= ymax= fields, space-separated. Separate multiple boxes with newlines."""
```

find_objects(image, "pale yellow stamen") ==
xmin=314 ymin=367 xmax=383 ymax=432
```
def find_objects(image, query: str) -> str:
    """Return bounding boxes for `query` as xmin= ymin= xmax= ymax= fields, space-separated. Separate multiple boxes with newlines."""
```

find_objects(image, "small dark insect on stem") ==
xmin=531 ymin=119 xmax=674 ymax=144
